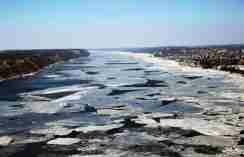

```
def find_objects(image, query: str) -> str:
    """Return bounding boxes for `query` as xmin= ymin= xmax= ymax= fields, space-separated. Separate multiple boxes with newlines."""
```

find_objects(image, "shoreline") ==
xmin=124 ymin=51 xmax=244 ymax=81
xmin=153 ymin=48 xmax=244 ymax=75
xmin=0 ymin=49 xmax=90 ymax=82
xmin=121 ymin=52 xmax=225 ymax=74
xmin=0 ymin=60 xmax=68 ymax=83
xmin=0 ymin=72 xmax=37 ymax=82
xmin=123 ymin=51 xmax=244 ymax=101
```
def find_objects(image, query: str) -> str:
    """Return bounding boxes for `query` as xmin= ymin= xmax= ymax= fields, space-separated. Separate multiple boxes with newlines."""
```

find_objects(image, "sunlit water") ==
xmin=0 ymin=50 xmax=243 ymax=135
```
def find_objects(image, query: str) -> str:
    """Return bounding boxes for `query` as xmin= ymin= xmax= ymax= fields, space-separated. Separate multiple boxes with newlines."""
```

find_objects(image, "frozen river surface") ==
xmin=0 ymin=50 xmax=243 ymax=135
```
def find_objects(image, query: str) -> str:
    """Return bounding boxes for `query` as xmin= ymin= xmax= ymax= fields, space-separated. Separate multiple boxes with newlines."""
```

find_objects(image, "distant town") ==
xmin=125 ymin=44 xmax=244 ymax=74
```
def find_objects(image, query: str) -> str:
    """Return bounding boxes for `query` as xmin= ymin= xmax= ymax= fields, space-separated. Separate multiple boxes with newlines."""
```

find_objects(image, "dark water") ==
xmin=0 ymin=51 xmax=242 ymax=135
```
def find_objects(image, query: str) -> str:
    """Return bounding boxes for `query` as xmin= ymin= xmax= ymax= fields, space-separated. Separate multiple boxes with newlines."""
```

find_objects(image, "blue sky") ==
xmin=0 ymin=0 xmax=244 ymax=49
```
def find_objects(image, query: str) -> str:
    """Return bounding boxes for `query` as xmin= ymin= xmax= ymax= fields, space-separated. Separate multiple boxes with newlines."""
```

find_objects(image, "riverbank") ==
xmin=0 ymin=49 xmax=90 ymax=81
xmin=152 ymin=47 xmax=244 ymax=74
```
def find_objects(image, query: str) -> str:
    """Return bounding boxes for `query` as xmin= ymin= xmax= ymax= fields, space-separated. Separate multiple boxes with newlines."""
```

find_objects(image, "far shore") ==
xmin=0 ymin=49 xmax=90 ymax=81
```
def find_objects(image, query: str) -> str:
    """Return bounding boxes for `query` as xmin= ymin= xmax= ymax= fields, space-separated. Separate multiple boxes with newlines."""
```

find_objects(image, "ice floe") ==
xmin=47 ymin=138 xmax=81 ymax=145
xmin=159 ymin=118 xmax=239 ymax=136
xmin=43 ymin=74 xmax=61 ymax=79
xmin=0 ymin=136 xmax=14 ymax=146
xmin=20 ymin=86 xmax=97 ymax=114
xmin=20 ymin=85 xmax=86 ymax=97
xmin=75 ymin=124 xmax=123 ymax=133
xmin=25 ymin=101 xmax=66 ymax=114
xmin=30 ymin=126 xmax=73 ymax=136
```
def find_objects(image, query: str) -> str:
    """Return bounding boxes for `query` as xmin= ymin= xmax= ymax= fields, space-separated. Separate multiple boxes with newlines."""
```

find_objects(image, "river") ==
xmin=0 ymin=50 xmax=243 ymax=135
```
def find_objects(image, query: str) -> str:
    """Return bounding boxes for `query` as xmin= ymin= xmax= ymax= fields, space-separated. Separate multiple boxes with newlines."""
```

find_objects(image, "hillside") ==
xmin=0 ymin=49 xmax=89 ymax=80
